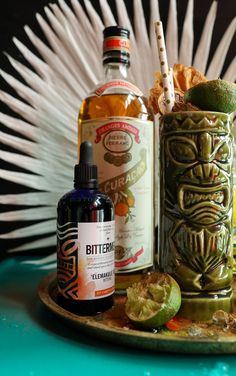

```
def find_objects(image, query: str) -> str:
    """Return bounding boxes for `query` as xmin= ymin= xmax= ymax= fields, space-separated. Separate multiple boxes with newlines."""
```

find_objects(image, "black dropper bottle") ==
xmin=57 ymin=141 xmax=115 ymax=315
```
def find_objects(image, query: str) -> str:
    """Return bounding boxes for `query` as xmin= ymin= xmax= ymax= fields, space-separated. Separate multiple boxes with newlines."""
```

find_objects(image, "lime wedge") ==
xmin=125 ymin=272 xmax=181 ymax=329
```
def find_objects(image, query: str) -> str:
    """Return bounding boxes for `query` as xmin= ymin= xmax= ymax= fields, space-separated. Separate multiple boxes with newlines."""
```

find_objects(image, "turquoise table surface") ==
xmin=1 ymin=257 xmax=236 ymax=376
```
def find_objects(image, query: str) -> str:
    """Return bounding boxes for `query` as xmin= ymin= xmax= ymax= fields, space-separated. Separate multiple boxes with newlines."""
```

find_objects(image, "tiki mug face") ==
xmin=159 ymin=112 xmax=234 ymax=320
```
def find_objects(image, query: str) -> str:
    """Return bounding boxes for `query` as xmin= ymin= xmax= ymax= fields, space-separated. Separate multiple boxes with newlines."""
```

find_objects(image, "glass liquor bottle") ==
xmin=78 ymin=26 xmax=154 ymax=291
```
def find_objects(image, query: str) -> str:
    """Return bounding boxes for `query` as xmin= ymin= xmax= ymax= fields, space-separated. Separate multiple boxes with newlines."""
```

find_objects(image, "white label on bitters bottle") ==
xmin=57 ymin=221 xmax=115 ymax=300
xmin=81 ymin=117 xmax=154 ymax=273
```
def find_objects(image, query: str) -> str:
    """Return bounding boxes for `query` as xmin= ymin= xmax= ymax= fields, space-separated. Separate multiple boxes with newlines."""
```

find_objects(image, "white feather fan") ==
xmin=0 ymin=0 xmax=235 ymax=269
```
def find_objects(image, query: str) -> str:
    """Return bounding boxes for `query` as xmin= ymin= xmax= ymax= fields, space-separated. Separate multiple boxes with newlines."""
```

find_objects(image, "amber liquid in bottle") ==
xmin=79 ymin=93 xmax=153 ymax=136
xmin=78 ymin=92 xmax=154 ymax=291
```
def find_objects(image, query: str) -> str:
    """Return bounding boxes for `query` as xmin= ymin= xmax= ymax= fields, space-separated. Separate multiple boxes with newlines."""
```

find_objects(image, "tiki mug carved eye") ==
xmin=215 ymin=141 xmax=231 ymax=163
xmin=168 ymin=137 xmax=197 ymax=164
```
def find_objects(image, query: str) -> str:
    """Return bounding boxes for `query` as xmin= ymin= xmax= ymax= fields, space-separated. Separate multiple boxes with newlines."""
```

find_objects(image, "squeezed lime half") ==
xmin=125 ymin=272 xmax=181 ymax=329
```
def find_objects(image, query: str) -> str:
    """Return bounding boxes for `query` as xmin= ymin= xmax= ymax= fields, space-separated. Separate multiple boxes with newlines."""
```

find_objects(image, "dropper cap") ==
xmin=74 ymin=141 xmax=98 ymax=189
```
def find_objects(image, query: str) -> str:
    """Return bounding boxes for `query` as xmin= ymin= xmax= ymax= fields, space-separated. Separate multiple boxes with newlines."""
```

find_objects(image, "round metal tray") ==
xmin=38 ymin=273 xmax=236 ymax=354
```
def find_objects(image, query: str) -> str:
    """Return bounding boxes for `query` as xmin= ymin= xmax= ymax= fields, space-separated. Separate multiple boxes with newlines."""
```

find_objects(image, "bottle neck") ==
xmin=103 ymin=62 xmax=129 ymax=81
xmin=74 ymin=183 xmax=97 ymax=190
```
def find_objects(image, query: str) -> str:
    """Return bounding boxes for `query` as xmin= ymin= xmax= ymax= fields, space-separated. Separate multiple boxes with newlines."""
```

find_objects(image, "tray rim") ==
xmin=38 ymin=272 xmax=236 ymax=354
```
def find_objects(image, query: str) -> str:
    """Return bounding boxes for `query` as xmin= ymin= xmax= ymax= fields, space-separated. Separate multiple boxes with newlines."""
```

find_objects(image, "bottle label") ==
xmin=95 ymin=80 xmax=143 ymax=97
xmin=81 ymin=118 xmax=154 ymax=273
xmin=57 ymin=221 xmax=115 ymax=300
xmin=103 ymin=36 xmax=130 ymax=54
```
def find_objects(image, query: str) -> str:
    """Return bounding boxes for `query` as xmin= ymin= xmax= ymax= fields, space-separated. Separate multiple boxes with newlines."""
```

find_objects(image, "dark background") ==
xmin=0 ymin=0 xmax=235 ymax=257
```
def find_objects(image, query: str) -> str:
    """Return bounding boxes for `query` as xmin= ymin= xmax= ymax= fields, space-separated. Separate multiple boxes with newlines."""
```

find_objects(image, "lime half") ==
xmin=125 ymin=272 xmax=181 ymax=329
xmin=184 ymin=79 xmax=236 ymax=113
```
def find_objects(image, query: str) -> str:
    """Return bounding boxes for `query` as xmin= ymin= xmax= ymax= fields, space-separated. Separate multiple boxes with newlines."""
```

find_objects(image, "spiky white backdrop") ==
xmin=0 ymin=0 xmax=235 ymax=268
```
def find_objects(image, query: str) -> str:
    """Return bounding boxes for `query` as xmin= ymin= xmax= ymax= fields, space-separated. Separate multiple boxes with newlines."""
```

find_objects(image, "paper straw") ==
xmin=155 ymin=21 xmax=175 ymax=112
xmin=168 ymin=67 xmax=175 ymax=101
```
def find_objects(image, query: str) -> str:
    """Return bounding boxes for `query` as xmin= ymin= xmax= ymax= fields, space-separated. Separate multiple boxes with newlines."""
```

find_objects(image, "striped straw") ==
xmin=155 ymin=21 xmax=175 ymax=112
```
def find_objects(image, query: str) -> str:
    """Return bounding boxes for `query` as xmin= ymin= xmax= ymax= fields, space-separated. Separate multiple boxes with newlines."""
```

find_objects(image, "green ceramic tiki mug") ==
xmin=159 ymin=111 xmax=234 ymax=320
